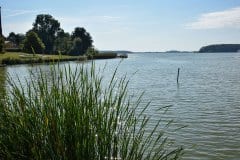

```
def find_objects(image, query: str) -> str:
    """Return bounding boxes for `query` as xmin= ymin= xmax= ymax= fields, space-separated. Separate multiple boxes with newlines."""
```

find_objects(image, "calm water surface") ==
xmin=1 ymin=53 xmax=240 ymax=159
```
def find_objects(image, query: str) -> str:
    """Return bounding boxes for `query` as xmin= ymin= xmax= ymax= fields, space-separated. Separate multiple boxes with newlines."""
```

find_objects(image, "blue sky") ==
xmin=1 ymin=0 xmax=240 ymax=51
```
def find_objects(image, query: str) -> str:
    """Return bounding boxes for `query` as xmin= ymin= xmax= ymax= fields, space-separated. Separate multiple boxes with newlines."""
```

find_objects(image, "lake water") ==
xmin=1 ymin=52 xmax=240 ymax=159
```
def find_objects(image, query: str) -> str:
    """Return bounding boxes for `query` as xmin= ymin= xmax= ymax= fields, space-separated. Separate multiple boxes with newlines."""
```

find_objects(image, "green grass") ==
xmin=0 ymin=52 xmax=77 ymax=60
xmin=0 ymin=52 xmax=122 ymax=65
xmin=0 ymin=52 xmax=86 ymax=65
xmin=0 ymin=63 xmax=183 ymax=159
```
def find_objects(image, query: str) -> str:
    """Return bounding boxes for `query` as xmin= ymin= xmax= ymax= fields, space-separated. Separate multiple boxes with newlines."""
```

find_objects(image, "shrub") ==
xmin=89 ymin=52 xmax=117 ymax=59
xmin=0 ymin=63 xmax=183 ymax=159
xmin=23 ymin=31 xmax=45 ymax=54
xmin=85 ymin=47 xmax=99 ymax=58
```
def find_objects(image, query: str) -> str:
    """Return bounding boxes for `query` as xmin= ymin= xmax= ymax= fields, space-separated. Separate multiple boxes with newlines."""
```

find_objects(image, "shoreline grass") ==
xmin=88 ymin=52 xmax=117 ymax=59
xmin=0 ymin=52 xmax=86 ymax=65
xmin=0 ymin=63 xmax=183 ymax=159
xmin=0 ymin=52 xmax=125 ymax=66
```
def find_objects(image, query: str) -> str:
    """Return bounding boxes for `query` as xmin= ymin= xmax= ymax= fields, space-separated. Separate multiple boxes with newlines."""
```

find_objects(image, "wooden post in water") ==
xmin=177 ymin=68 xmax=180 ymax=84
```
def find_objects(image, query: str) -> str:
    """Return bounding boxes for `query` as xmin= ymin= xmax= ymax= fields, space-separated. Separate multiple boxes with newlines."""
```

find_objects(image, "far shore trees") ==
xmin=7 ymin=32 xmax=25 ymax=47
xmin=30 ymin=14 xmax=93 ymax=56
xmin=54 ymin=29 xmax=72 ymax=54
xmin=23 ymin=31 xmax=45 ymax=54
xmin=69 ymin=38 xmax=83 ymax=56
xmin=70 ymin=27 xmax=93 ymax=55
xmin=4 ymin=14 xmax=94 ymax=56
xmin=199 ymin=44 xmax=240 ymax=53
xmin=32 ymin=14 xmax=61 ymax=54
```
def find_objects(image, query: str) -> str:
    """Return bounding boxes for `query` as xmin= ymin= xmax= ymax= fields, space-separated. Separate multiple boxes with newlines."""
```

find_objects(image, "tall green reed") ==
xmin=0 ymin=63 xmax=183 ymax=159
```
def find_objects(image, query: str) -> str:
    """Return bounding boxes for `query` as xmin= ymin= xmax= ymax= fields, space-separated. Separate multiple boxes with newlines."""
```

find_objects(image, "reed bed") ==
xmin=88 ymin=53 xmax=117 ymax=59
xmin=0 ymin=63 xmax=183 ymax=159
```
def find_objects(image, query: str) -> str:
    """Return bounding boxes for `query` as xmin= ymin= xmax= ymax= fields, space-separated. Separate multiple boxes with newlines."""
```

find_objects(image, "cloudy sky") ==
xmin=1 ymin=0 xmax=240 ymax=51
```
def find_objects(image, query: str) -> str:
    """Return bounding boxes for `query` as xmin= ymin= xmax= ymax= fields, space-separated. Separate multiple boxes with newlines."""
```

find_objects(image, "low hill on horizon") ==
xmin=199 ymin=44 xmax=240 ymax=53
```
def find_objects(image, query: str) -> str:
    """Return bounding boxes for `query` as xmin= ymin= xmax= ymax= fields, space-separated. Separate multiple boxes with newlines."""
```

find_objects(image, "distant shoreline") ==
xmin=104 ymin=44 xmax=240 ymax=53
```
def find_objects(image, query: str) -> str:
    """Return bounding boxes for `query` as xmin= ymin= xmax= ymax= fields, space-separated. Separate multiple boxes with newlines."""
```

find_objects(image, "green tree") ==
xmin=71 ymin=27 xmax=93 ymax=55
xmin=7 ymin=32 xmax=17 ymax=44
xmin=7 ymin=32 xmax=25 ymax=47
xmin=23 ymin=31 xmax=45 ymax=54
xmin=32 ymin=14 xmax=60 ymax=54
xmin=54 ymin=29 xmax=72 ymax=54
xmin=68 ymin=38 xmax=83 ymax=56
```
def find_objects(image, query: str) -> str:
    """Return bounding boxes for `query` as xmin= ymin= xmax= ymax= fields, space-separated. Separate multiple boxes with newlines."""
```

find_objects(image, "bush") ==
xmin=89 ymin=52 xmax=117 ymax=59
xmin=23 ymin=31 xmax=45 ymax=54
xmin=85 ymin=47 xmax=99 ymax=58
xmin=0 ymin=64 xmax=183 ymax=159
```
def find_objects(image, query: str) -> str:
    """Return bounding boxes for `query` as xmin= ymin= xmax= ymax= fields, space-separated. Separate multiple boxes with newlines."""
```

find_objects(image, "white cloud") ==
xmin=3 ymin=9 xmax=48 ymax=18
xmin=186 ymin=7 xmax=240 ymax=29
xmin=6 ymin=10 xmax=38 ymax=17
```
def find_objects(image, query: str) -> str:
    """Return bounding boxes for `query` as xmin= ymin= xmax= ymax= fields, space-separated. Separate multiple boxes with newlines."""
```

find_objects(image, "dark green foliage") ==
xmin=0 ymin=64 xmax=183 ymax=159
xmin=0 ymin=56 xmax=82 ymax=65
xmin=71 ymin=27 xmax=93 ymax=55
xmin=1 ymin=57 xmax=25 ymax=64
xmin=68 ymin=38 xmax=83 ymax=56
xmin=86 ymin=47 xmax=99 ymax=58
xmin=89 ymin=53 xmax=118 ymax=59
xmin=7 ymin=32 xmax=25 ymax=47
xmin=22 ymin=14 xmax=94 ymax=55
xmin=54 ymin=29 xmax=72 ymax=54
xmin=199 ymin=44 xmax=240 ymax=53
xmin=23 ymin=31 xmax=45 ymax=54
xmin=0 ymin=36 xmax=4 ymax=53
xmin=1 ymin=56 xmax=44 ymax=65
xmin=32 ymin=14 xmax=61 ymax=54
xmin=5 ymin=48 xmax=22 ymax=52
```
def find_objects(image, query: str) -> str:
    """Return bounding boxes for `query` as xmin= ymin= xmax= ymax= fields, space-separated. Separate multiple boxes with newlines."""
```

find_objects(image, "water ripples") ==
xmin=3 ymin=52 xmax=240 ymax=159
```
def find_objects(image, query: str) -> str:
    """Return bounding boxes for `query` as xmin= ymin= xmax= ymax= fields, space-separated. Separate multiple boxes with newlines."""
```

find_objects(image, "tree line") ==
xmin=1 ymin=14 xmax=95 ymax=56
xmin=199 ymin=44 xmax=240 ymax=53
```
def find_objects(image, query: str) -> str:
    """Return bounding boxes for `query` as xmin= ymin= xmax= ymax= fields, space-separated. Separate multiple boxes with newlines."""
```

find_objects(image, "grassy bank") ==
xmin=0 ymin=63 xmax=183 ymax=159
xmin=0 ymin=52 xmax=86 ymax=65
xmin=0 ymin=52 xmax=125 ymax=66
